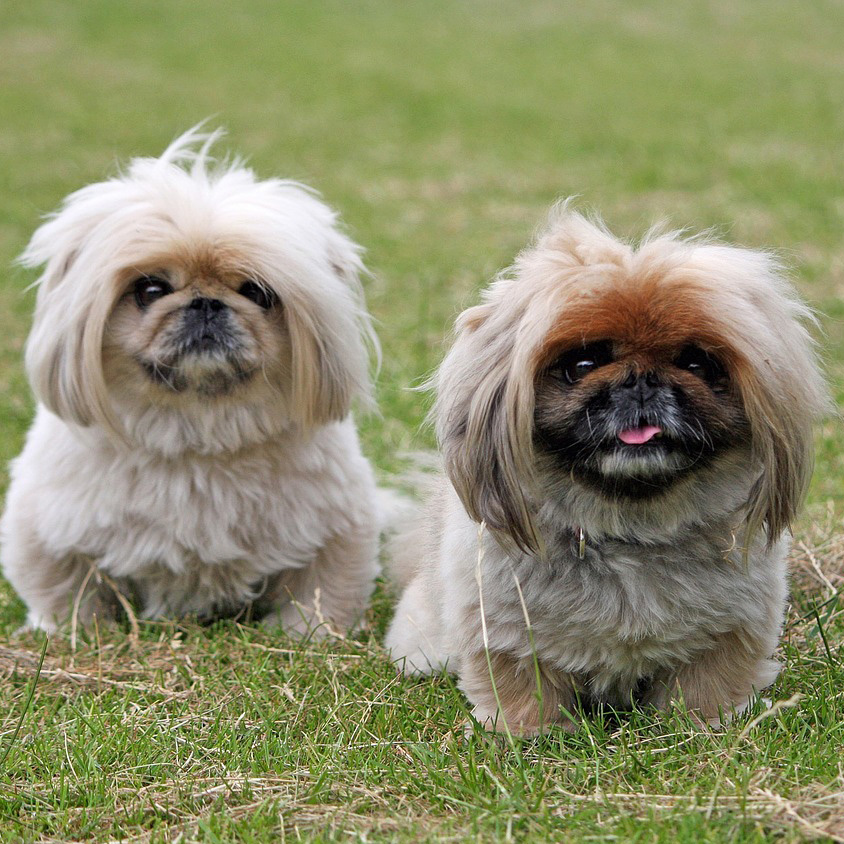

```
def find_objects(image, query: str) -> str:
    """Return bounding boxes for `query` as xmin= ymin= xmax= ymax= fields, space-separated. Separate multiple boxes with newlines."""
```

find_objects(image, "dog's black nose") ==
xmin=188 ymin=297 xmax=227 ymax=315
xmin=181 ymin=297 xmax=232 ymax=351
xmin=622 ymin=371 xmax=660 ymax=387
xmin=620 ymin=372 xmax=661 ymax=406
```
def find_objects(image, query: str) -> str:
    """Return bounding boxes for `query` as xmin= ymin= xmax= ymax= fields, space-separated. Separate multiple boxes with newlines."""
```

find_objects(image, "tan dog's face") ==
xmin=106 ymin=252 xmax=289 ymax=403
xmin=532 ymin=280 xmax=751 ymax=499
xmin=435 ymin=208 xmax=829 ymax=552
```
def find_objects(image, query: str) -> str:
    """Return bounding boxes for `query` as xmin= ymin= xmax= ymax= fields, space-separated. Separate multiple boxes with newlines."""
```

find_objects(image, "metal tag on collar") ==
xmin=577 ymin=527 xmax=586 ymax=560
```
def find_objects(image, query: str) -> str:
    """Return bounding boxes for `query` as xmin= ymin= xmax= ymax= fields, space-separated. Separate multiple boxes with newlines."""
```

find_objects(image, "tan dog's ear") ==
xmin=734 ymin=363 xmax=816 ymax=545
xmin=436 ymin=316 xmax=541 ymax=556
xmin=677 ymin=244 xmax=831 ymax=547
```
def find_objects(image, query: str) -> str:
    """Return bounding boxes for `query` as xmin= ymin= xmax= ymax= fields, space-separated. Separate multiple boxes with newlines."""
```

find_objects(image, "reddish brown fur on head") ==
xmin=535 ymin=272 xmax=741 ymax=373
xmin=436 ymin=205 xmax=829 ymax=554
xmin=532 ymin=276 xmax=751 ymax=507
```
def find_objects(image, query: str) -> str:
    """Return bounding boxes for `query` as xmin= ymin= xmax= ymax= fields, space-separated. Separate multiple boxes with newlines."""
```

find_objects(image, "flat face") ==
xmin=105 ymin=251 xmax=289 ymax=401
xmin=532 ymin=279 xmax=750 ymax=499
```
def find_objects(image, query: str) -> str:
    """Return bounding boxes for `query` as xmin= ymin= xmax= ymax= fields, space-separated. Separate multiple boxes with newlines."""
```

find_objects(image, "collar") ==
xmin=574 ymin=526 xmax=586 ymax=559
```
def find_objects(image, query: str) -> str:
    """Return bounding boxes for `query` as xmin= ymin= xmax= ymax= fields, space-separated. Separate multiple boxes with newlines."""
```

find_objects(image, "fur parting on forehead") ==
xmin=532 ymin=271 xmax=741 ymax=371
xmin=142 ymin=244 xmax=260 ymax=283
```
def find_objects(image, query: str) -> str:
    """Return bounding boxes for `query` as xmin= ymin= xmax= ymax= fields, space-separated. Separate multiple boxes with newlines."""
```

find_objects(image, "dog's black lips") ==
xmin=137 ymin=356 xmax=256 ymax=395
xmin=535 ymin=381 xmax=733 ymax=499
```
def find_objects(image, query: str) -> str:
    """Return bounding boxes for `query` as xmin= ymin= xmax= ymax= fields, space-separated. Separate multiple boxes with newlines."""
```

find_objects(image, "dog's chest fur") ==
xmin=452 ymin=518 xmax=786 ymax=697
xmin=24 ymin=412 xmax=372 ymax=616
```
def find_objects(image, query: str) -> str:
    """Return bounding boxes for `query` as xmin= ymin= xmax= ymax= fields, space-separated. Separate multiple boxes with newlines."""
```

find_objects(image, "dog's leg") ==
xmin=384 ymin=573 xmax=448 ymax=675
xmin=1 ymin=525 xmax=112 ymax=634
xmin=263 ymin=525 xmax=378 ymax=637
xmin=647 ymin=630 xmax=780 ymax=725
xmin=461 ymin=650 xmax=579 ymax=736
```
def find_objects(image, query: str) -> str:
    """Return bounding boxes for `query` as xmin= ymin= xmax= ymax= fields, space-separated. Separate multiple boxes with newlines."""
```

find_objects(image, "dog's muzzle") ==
xmin=178 ymin=297 xmax=238 ymax=355
xmin=139 ymin=297 xmax=255 ymax=395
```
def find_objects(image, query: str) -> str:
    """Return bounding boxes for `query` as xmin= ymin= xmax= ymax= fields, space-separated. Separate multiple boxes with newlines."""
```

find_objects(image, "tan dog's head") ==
xmin=22 ymin=128 xmax=376 ymax=453
xmin=437 ymin=205 xmax=829 ymax=552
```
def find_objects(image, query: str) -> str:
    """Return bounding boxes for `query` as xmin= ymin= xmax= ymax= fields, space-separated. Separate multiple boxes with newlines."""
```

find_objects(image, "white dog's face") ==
xmin=21 ymin=129 xmax=375 ymax=452
xmin=105 ymin=256 xmax=290 ymax=402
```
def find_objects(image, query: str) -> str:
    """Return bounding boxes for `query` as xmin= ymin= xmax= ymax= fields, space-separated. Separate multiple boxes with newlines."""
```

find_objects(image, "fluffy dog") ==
xmin=2 ymin=128 xmax=381 ymax=634
xmin=386 ymin=206 xmax=829 ymax=733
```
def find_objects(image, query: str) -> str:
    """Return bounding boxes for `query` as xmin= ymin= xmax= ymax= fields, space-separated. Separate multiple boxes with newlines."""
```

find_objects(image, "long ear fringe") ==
xmin=287 ymin=306 xmax=373 ymax=429
xmin=24 ymin=270 xmax=127 ymax=440
xmin=441 ymin=377 xmax=541 ymax=556
xmin=436 ymin=305 xmax=545 ymax=556
xmin=323 ymin=224 xmax=381 ymax=399
xmin=736 ymin=359 xmax=826 ymax=548
xmin=21 ymin=195 xmax=129 ymax=439
xmin=285 ymin=221 xmax=378 ymax=427
xmin=710 ymin=254 xmax=831 ymax=547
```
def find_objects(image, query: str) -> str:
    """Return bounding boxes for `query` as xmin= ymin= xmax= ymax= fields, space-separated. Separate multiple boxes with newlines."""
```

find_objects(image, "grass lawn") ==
xmin=0 ymin=1 xmax=843 ymax=840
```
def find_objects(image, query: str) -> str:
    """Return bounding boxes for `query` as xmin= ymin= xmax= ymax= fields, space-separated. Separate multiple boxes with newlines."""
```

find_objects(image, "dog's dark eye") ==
xmin=674 ymin=345 xmax=725 ymax=384
xmin=238 ymin=280 xmax=278 ymax=310
xmin=557 ymin=341 xmax=613 ymax=385
xmin=134 ymin=276 xmax=173 ymax=309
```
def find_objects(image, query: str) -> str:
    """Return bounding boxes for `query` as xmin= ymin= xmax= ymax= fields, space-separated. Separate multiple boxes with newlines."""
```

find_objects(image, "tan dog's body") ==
xmin=387 ymin=207 xmax=828 ymax=733
xmin=388 ymin=478 xmax=786 ymax=731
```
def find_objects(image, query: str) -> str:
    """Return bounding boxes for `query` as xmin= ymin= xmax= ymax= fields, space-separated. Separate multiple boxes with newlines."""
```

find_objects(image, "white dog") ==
xmin=2 ymin=128 xmax=382 ymax=634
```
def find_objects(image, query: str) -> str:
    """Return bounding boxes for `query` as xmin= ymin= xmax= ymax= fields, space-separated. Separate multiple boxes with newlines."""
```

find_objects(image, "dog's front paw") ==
xmin=260 ymin=603 xmax=337 ymax=640
xmin=465 ymin=702 xmax=578 ymax=738
xmin=462 ymin=715 xmax=577 ymax=739
xmin=17 ymin=613 xmax=58 ymax=636
xmin=390 ymin=645 xmax=447 ymax=677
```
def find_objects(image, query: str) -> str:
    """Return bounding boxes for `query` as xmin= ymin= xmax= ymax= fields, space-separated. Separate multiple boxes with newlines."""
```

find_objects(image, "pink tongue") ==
xmin=618 ymin=425 xmax=662 ymax=445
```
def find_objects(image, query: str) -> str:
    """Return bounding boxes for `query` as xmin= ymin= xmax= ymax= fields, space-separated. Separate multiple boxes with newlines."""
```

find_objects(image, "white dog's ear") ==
xmin=436 ymin=320 xmax=541 ymax=555
xmin=455 ymin=303 xmax=495 ymax=334
xmin=285 ymin=304 xmax=364 ymax=427
xmin=20 ymin=198 xmax=120 ymax=432
xmin=325 ymin=227 xmax=366 ymax=294
xmin=285 ymin=227 xmax=377 ymax=428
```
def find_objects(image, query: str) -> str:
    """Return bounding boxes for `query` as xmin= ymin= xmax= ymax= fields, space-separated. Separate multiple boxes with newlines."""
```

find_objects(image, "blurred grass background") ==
xmin=0 ymin=1 xmax=842 ymax=841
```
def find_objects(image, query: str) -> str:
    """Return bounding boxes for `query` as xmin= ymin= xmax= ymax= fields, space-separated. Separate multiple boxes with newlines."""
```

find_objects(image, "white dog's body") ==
xmin=2 ymin=129 xmax=381 ymax=633
xmin=4 ymin=411 xmax=377 ymax=631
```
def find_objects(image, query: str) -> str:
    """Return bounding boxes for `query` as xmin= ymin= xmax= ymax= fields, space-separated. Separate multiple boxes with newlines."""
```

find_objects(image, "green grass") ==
xmin=0 ymin=1 xmax=843 ymax=840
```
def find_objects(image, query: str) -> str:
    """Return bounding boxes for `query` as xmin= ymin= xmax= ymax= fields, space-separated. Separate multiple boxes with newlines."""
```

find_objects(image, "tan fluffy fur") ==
xmin=386 ymin=204 xmax=830 ymax=733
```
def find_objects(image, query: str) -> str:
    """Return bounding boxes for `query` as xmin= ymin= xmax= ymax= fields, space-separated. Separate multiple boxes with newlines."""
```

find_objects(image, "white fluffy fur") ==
xmin=386 ymin=206 xmax=830 ymax=733
xmin=2 ymin=128 xmax=382 ymax=633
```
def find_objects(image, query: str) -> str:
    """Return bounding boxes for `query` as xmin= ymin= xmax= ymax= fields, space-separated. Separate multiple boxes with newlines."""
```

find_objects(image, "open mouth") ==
xmin=617 ymin=425 xmax=663 ymax=446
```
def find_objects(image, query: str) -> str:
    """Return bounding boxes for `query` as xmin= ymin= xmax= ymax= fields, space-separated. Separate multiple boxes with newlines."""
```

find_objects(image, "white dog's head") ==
xmin=21 ymin=128 xmax=377 ymax=454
